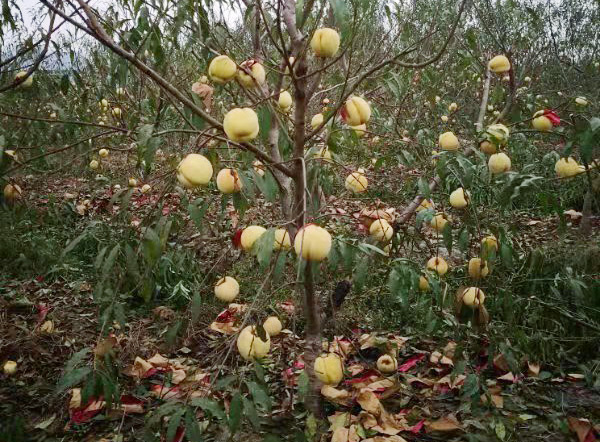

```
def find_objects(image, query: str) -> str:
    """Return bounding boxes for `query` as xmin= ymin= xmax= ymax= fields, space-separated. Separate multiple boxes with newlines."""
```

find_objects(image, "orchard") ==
xmin=1 ymin=0 xmax=600 ymax=441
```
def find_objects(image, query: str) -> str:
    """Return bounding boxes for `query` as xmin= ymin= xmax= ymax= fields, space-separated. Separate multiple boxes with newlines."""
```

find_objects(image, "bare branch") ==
xmin=0 ymin=12 xmax=56 ymax=93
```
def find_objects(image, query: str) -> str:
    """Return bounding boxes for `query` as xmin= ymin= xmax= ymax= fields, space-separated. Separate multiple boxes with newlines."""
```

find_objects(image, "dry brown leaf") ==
xmin=356 ymin=389 xmax=405 ymax=435
xmin=359 ymin=333 xmax=378 ymax=349
xmin=153 ymin=306 xmax=176 ymax=320
xmin=361 ymin=435 xmax=408 ymax=442
xmin=568 ymin=417 xmax=596 ymax=442
xmin=331 ymin=336 xmax=354 ymax=357
xmin=328 ymin=412 xmax=351 ymax=431
xmin=527 ymin=362 xmax=540 ymax=377
xmin=357 ymin=208 xmax=395 ymax=228
xmin=358 ymin=411 xmax=378 ymax=430
xmin=429 ymin=351 xmax=442 ymax=364
xmin=209 ymin=320 xmax=238 ymax=335
xmin=347 ymin=364 xmax=367 ymax=376
xmin=443 ymin=341 xmax=457 ymax=358
xmin=440 ymin=355 xmax=454 ymax=366
xmin=405 ymin=375 xmax=435 ymax=387
xmin=191 ymin=372 xmax=210 ymax=383
xmin=321 ymin=385 xmax=351 ymax=405
xmin=374 ymin=408 xmax=407 ymax=435
xmin=171 ymin=369 xmax=187 ymax=384
xmin=191 ymin=83 xmax=214 ymax=110
xmin=493 ymin=354 xmax=509 ymax=372
xmin=331 ymin=426 xmax=360 ymax=442
xmin=94 ymin=335 xmax=118 ymax=358
xmin=119 ymin=400 xmax=145 ymax=414
xmin=147 ymin=353 xmax=169 ymax=367
xmin=497 ymin=372 xmax=516 ymax=382
xmin=481 ymin=386 xmax=504 ymax=408
xmin=39 ymin=320 xmax=55 ymax=333
xmin=69 ymin=389 xmax=82 ymax=409
xmin=357 ymin=389 xmax=381 ymax=414
xmin=130 ymin=356 xmax=153 ymax=378
xmin=434 ymin=374 xmax=465 ymax=391
xmin=425 ymin=414 xmax=462 ymax=433
xmin=365 ymin=378 xmax=395 ymax=392
xmin=564 ymin=209 xmax=583 ymax=220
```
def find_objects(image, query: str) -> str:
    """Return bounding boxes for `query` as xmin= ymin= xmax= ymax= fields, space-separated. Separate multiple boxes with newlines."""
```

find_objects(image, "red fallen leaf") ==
xmin=294 ymin=360 xmax=305 ymax=370
xmin=70 ymin=398 xmax=105 ymax=424
xmin=340 ymin=106 xmax=349 ymax=123
xmin=475 ymin=361 xmax=488 ymax=373
xmin=436 ymin=385 xmax=451 ymax=395
xmin=345 ymin=369 xmax=380 ymax=384
xmin=71 ymin=408 xmax=102 ymax=425
xmin=278 ymin=300 xmax=296 ymax=315
xmin=172 ymin=427 xmax=185 ymax=442
xmin=151 ymin=384 xmax=181 ymax=400
xmin=543 ymin=109 xmax=561 ymax=126
xmin=162 ymin=206 xmax=172 ymax=216
xmin=35 ymin=275 xmax=45 ymax=283
xmin=142 ymin=367 xmax=170 ymax=379
xmin=119 ymin=395 xmax=145 ymax=414
xmin=568 ymin=417 xmax=598 ymax=442
xmin=410 ymin=419 xmax=425 ymax=434
xmin=232 ymin=229 xmax=243 ymax=248
xmin=215 ymin=309 xmax=236 ymax=323
xmin=36 ymin=304 xmax=51 ymax=326
xmin=398 ymin=354 xmax=426 ymax=372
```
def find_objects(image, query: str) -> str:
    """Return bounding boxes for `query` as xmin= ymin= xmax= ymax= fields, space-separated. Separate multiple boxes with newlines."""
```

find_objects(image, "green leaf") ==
xmin=243 ymin=397 xmax=260 ymax=430
xmin=137 ymin=124 xmax=154 ymax=146
xmin=305 ymin=413 xmax=318 ymax=439
xmin=60 ymin=74 xmax=70 ymax=94
xmin=353 ymin=255 xmax=370 ymax=291
xmin=56 ymin=367 xmax=92 ymax=393
xmin=415 ymin=208 xmax=434 ymax=229
xmin=358 ymin=242 xmax=387 ymax=256
xmin=461 ymin=373 xmax=480 ymax=400
xmin=191 ymin=293 xmax=203 ymax=323
xmin=257 ymin=106 xmax=272 ymax=143
xmin=188 ymin=199 xmax=209 ymax=230
xmin=65 ymin=348 xmax=91 ymax=372
xmin=232 ymin=193 xmax=249 ymax=219
xmin=273 ymin=252 xmax=287 ymax=284
xmin=498 ymin=173 xmax=543 ymax=208
xmin=142 ymin=228 xmax=162 ymax=266
xmin=495 ymin=421 xmax=506 ymax=440
xmin=297 ymin=370 xmax=309 ymax=401
xmin=185 ymin=408 xmax=204 ymax=442
xmin=247 ymin=381 xmax=271 ymax=412
xmin=148 ymin=402 xmax=180 ymax=426
xmin=457 ymin=228 xmax=469 ymax=253
xmin=101 ymin=244 xmax=121 ymax=279
xmin=254 ymin=170 xmax=278 ymax=202
xmin=214 ymin=375 xmax=237 ymax=391
xmin=254 ymin=362 xmax=266 ymax=384
xmin=417 ymin=177 xmax=431 ymax=198
xmin=166 ymin=407 xmax=185 ymax=442
xmin=165 ymin=319 xmax=184 ymax=346
xmin=228 ymin=393 xmax=243 ymax=435
xmin=255 ymin=228 xmax=276 ymax=269
xmin=442 ymin=223 xmax=453 ymax=253
xmin=62 ymin=231 xmax=89 ymax=256
xmin=500 ymin=241 xmax=513 ymax=267
xmin=125 ymin=244 xmax=140 ymax=278
xmin=190 ymin=398 xmax=225 ymax=420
